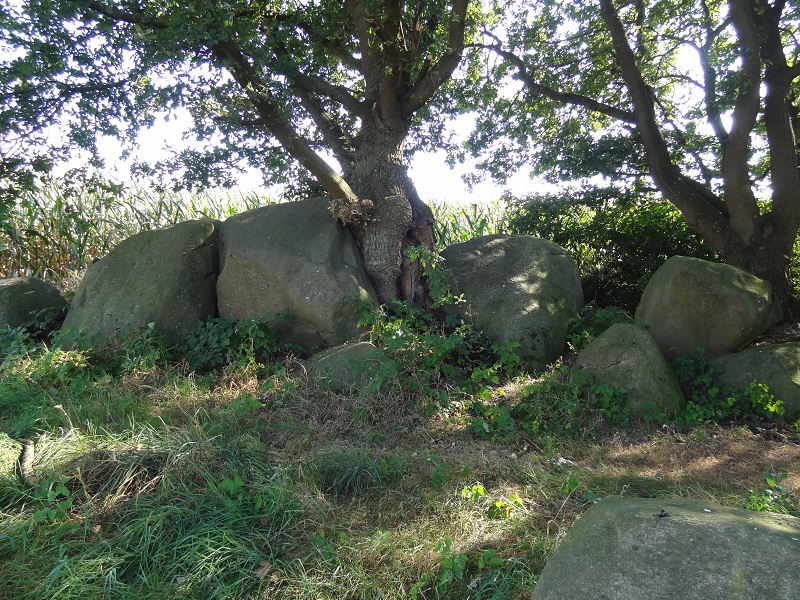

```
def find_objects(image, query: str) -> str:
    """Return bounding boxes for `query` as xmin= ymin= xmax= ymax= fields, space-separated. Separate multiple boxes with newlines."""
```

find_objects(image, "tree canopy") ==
xmin=469 ymin=0 xmax=800 ymax=303
xmin=1 ymin=0 xmax=488 ymax=303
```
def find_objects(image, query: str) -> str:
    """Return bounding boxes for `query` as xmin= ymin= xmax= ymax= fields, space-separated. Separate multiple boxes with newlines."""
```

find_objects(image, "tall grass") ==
xmin=430 ymin=199 xmax=513 ymax=249
xmin=0 ymin=175 xmax=268 ymax=287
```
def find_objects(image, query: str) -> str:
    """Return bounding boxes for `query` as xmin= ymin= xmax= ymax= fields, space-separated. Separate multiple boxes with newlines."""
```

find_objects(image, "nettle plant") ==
xmin=347 ymin=246 xmax=521 ymax=406
xmin=674 ymin=349 xmax=784 ymax=427
xmin=179 ymin=312 xmax=295 ymax=373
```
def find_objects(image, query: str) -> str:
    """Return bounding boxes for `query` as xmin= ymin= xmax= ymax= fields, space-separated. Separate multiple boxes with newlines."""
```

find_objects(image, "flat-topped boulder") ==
xmin=534 ymin=495 xmax=800 ymax=600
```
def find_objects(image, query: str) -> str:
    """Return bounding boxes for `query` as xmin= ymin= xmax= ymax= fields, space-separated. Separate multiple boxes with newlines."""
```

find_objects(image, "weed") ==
xmin=347 ymin=245 xmax=521 ymax=407
xmin=0 ymin=326 xmax=32 ymax=360
xmin=348 ymin=296 xmax=520 ymax=406
xmin=405 ymin=244 xmax=464 ymax=309
xmin=428 ymin=454 xmax=449 ymax=489
xmin=461 ymin=483 xmax=525 ymax=520
xmin=2 ymin=344 xmax=93 ymax=391
xmin=561 ymin=474 xmax=598 ymax=503
xmin=675 ymin=349 xmax=785 ymax=426
xmin=229 ymin=393 xmax=262 ymax=415
xmin=313 ymin=450 xmax=402 ymax=498
xmin=310 ymin=529 xmax=346 ymax=563
xmin=462 ymin=483 xmax=486 ymax=502
xmin=470 ymin=364 xmax=629 ymax=443
xmin=435 ymin=538 xmax=468 ymax=595
xmin=179 ymin=313 xmax=293 ymax=372
xmin=745 ymin=472 xmax=798 ymax=516
xmin=410 ymin=538 xmax=468 ymax=597
xmin=115 ymin=323 xmax=169 ymax=374
xmin=31 ymin=477 xmax=75 ymax=524
xmin=486 ymin=494 xmax=525 ymax=520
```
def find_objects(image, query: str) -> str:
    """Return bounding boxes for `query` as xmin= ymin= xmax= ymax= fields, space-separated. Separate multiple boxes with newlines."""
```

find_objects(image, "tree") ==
xmin=0 ymin=0 xmax=479 ymax=304
xmin=469 ymin=0 xmax=800 ymax=305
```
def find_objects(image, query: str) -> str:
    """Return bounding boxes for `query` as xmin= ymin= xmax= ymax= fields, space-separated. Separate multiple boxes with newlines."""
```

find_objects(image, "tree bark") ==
xmin=721 ymin=221 xmax=792 ymax=304
xmin=344 ymin=121 xmax=435 ymax=306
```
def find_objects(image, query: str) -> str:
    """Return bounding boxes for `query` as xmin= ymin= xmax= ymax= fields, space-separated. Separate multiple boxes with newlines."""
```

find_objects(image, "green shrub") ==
xmin=567 ymin=306 xmax=632 ymax=351
xmin=675 ymin=349 xmax=785 ymax=426
xmin=507 ymin=188 xmax=718 ymax=311
xmin=745 ymin=472 xmax=798 ymax=516
xmin=179 ymin=313 xmax=292 ymax=372
xmin=113 ymin=323 xmax=170 ymax=374
xmin=469 ymin=364 xmax=629 ymax=443
xmin=346 ymin=245 xmax=521 ymax=405
xmin=0 ymin=326 xmax=31 ymax=361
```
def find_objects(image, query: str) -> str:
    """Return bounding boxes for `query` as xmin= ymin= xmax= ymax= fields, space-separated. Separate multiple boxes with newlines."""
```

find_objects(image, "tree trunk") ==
xmin=719 ymin=216 xmax=793 ymax=307
xmin=343 ymin=123 xmax=435 ymax=306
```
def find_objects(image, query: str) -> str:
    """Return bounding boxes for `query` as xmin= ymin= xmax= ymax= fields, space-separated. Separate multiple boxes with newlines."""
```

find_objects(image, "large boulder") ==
xmin=62 ymin=219 xmax=219 ymax=346
xmin=713 ymin=342 xmax=800 ymax=420
xmin=635 ymin=256 xmax=782 ymax=361
xmin=305 ymin=341 xmax=395 ymax=393
xmin=574 ymin=323 xmax=684 ymax=418
xmin=0 ymin=276 xmax=66 ymax=328
xmin=216 ymin=198 xmax=377 ymax=355
xmin=534 ymin=495 xmax=800 ymax=600
xmin=440 ymin=235 xmax=583 ymax=367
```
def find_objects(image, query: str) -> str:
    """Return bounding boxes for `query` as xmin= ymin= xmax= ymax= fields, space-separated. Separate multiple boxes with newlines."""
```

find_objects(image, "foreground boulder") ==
xmin=0 ymin=276 xmax=66 ymax=329
xmin=534 ymin=495 xmax=800 ymax=600
xmin=440 ymin=235 xmax=583 ymax=367
xmin=713 ymin=342 xmax=800 ymax=420
xmin=305 ymin=341 xmax=395 ymax=393
xmin=62 ymin=219 xmax=219 ymax=346
xmin=216 ymin=198 xmax=377 ymax=354
xmin=635 ymin=256 xmax=782 ymax=360
xmin=574 ymin=323 xmax=684 ymax=418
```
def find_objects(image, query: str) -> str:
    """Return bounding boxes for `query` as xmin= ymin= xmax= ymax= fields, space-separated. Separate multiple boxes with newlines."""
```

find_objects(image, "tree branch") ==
xmin=475 ymin=38 xmax=637 ymax=124
xmin=377 ymin=0 xmax=404 ymax=124
xmin=722 ymin=0 xmax=763 ymax=240
xmin=756 ymin=0 xmax=800 ymax=238
xmin=71 ymin=0 xmax=166 ymax=29
xmin=211 ymin=40 xmax=355 ymax=201
xmin=599 ymin=0 xmax=729 ymax=244
xmin=345 ymin=0 xmax=382 ymax=104
xmin=270 ymin=45 xmax=370 ymax=120
xmin=401 ymin=0 xmax=468 ymax=116
xmin=293 ymin=21 xmax=361 ymax=72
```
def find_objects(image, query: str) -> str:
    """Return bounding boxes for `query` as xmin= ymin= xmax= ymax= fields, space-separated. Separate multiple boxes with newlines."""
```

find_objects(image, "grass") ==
xmin=1 ymin=342 xmax=798 ymax=599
